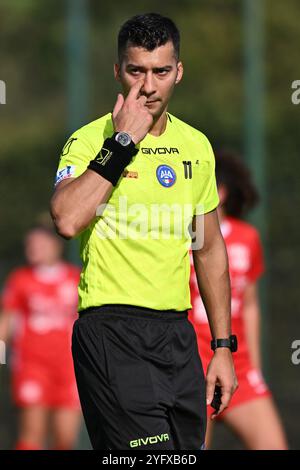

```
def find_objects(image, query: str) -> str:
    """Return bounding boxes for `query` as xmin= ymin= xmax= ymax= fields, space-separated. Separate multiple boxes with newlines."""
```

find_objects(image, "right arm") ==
xmin=242 ymin=228 xmax=265 ymax=370
xmin=50 ymin=171 xmax=113 ymax=239
xmin=0 ymin=311 xmax=14 ymax=344
xmin=0 ymin=272 xmax=22 ymax=344
xmin=242 ymin=281 xmax=262 ymax=370
xmin=0 ymin=311 xmax=13 ymax=371
xmin=51 ymin=79 xmax=153 ymax=239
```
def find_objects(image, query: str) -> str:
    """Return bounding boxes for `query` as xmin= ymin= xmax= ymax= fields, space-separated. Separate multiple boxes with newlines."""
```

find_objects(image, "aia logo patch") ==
xmin=156 ymin=165 xmax=176 ymax=187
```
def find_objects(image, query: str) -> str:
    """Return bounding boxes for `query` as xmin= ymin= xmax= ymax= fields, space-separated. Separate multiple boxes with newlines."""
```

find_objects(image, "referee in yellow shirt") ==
xmin=51 ymin=13 xmax=238 ymax=450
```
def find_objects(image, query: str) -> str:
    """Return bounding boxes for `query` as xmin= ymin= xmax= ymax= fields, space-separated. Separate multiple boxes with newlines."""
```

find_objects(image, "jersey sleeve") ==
xmin=247 ymin=229 xmax=265 ymax=282
xmin=194 ymin=136 xmax=219 ymax=215
xmin=54 ymin=129 xmax=98 ymax=187
xmin=1 ymin=271 xmax=24 ymax=313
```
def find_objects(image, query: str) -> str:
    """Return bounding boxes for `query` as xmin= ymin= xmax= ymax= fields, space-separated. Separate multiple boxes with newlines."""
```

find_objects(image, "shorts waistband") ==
xmin=78 ymin=304 xmax=188 ymax=321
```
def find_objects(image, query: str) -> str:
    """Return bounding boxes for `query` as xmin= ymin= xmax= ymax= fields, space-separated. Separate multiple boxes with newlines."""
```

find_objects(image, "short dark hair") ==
xmin=118 ymin=13 xmax=180 ymax=62
xmin=215 ymin=150 xmax=260 ymax=219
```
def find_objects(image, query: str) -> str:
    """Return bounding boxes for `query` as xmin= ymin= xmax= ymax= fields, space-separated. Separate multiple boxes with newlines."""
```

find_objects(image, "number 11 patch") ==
xmin=182 ymin=161 xmax=192 ymax=179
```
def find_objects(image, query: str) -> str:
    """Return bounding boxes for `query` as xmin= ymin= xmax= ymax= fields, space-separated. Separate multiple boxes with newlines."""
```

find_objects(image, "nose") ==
xmin=141 ymin=71 xmax=156 ymax=97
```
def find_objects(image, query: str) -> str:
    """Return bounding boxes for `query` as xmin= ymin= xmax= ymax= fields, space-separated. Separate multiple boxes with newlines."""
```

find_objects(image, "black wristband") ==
xmin=210 ymin=334 xmax=238 ymax=352
xmin=87 ymin=134 xmax=138 ymax=186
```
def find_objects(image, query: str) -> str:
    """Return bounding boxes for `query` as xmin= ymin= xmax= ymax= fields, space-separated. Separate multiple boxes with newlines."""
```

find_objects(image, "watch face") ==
xmin=116 ymin=132 xmax=131 ymax=146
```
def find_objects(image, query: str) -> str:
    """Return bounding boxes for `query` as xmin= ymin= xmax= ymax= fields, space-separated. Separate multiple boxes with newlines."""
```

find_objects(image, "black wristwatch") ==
xmin=211 ymin=334 xmax=238 ymax=352
xmin=114 ymin=131 xmax=133 ymax=147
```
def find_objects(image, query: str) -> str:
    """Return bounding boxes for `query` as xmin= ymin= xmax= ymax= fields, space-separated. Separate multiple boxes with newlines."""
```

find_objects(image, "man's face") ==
xmin=25 ymin=230 xmax=62 ymax=266
xmin=114 ymin=41 xmax=183 ymax=119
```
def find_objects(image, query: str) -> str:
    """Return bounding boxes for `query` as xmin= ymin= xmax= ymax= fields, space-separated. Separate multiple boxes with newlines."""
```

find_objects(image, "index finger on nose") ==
xmin=126 ymin=79 xmax=145 ymax=102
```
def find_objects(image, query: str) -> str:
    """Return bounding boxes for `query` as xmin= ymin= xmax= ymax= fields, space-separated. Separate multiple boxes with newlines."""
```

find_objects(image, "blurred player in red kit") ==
xmin=0 ymin=226 xmax=81 ymax=449
xmin=189 ymin=151 xmax=288 ymax=449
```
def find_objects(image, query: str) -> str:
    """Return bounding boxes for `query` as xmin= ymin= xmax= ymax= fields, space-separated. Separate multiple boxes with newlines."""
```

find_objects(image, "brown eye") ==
xmin=157 ymin=70 xmax=168 ymax=76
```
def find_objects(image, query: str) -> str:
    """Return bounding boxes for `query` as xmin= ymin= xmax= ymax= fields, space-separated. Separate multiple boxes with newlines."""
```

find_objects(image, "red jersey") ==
xmin=189 ymin=216 xmax=264 ymax=371
xmin=2 ymin=262 xmax=81 ymax=408
xmin=2 ymin=262 xmax=80 ymax=373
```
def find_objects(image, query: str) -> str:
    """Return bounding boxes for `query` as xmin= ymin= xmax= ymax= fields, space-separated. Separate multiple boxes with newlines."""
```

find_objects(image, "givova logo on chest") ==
xmin=142 ymin=147 xmax=179 ymax=155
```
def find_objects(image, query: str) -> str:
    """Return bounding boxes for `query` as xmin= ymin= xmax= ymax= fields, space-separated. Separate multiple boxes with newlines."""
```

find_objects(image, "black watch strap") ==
xmin=87 ymin=133 xmax=138 ymax=186
xmin=211 ymin=334 xmax=238 ymax=352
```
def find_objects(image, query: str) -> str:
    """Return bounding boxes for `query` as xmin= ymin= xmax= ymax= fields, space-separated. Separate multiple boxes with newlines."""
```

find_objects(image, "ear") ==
xmin=175 ymin=61 xmax=183 ymax=84
xmin=114 ymin=63 xmax=121 ymax=82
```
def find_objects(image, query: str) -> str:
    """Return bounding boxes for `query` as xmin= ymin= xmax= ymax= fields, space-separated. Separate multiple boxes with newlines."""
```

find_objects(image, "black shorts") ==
xmin=72 ymin=304 xmax=206 ymax=450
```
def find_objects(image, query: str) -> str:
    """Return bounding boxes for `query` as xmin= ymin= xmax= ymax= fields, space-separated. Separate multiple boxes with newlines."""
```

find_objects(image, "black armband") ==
xmin=87 ymin=134 xmax=138 ymax=186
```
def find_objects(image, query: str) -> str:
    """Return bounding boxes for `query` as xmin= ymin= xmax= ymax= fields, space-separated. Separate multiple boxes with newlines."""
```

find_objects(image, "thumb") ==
xmin=112 ymin=93 xmax=124 ymax=119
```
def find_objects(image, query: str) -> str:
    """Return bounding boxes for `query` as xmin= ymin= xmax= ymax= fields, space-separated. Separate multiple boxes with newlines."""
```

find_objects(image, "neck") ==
xmin=149 ymin=108 xmax=168 ymax=136
xmin=33 ymin=260 xmax=61 ymax=269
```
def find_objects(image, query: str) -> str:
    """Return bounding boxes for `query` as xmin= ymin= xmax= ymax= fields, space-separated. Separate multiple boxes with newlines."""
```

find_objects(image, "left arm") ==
xmin=192 ymin=209 xmax=238 ymax=417
xmin=242 ymin=282 xmax=261 ymax=370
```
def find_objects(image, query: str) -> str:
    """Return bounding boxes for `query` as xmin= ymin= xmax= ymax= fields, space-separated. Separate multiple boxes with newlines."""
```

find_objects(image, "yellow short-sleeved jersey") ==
xmin=56 ymin=112 xmax=219 ymax=312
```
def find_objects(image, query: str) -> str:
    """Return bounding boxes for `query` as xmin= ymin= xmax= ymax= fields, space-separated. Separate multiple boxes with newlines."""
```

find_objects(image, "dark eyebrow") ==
xmin=153 ymin=66 xmax=173 ymax=72
xmin=126 ymin=64 xmax=173 ymax=71
xmin=126 ymin=64 xmax=143 ymax=70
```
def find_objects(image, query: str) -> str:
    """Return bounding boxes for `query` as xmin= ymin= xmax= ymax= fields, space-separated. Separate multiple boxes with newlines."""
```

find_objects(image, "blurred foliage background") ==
xmin=0 ymin=0 xmax=299 ymax=449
